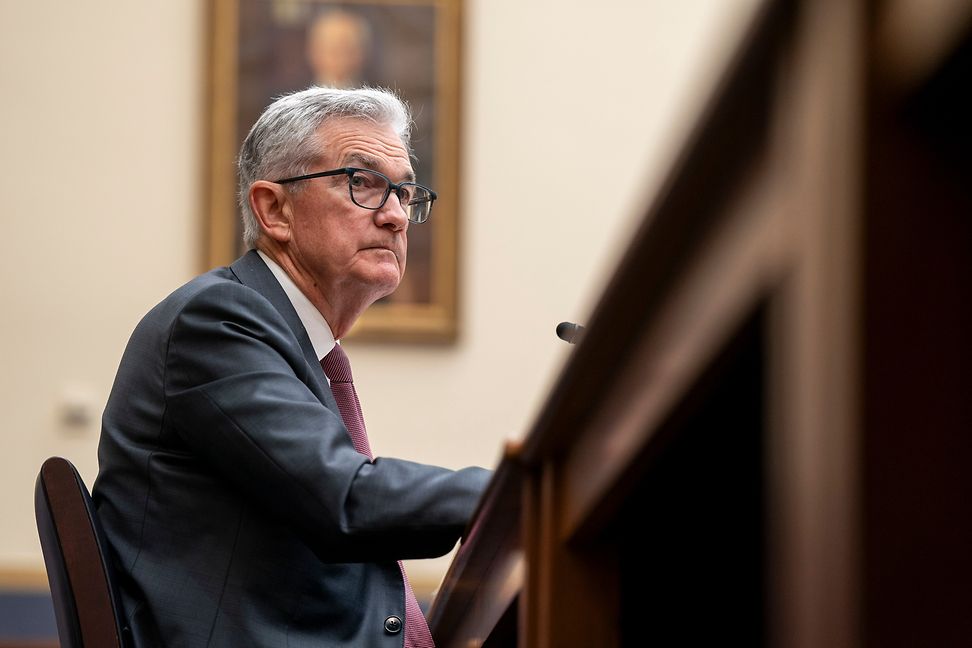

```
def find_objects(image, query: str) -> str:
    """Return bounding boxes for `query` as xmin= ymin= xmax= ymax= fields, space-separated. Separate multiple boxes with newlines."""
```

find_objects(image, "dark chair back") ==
xmin=34 ymin=456 xmax=130 ymax=648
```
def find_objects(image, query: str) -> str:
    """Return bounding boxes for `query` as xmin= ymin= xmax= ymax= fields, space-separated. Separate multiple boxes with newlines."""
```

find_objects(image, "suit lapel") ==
xmin=228 ymin=250 xmax=339 ymax=412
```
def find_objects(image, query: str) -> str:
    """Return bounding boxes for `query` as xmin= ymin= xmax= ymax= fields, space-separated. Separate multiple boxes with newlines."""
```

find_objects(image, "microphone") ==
xmin=556 ymin=321 xmax=585 ymax=344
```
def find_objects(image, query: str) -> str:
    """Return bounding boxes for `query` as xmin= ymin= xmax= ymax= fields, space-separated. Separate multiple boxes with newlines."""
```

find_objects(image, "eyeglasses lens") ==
xmin=349 ymin=169 xmax=433 ymax=224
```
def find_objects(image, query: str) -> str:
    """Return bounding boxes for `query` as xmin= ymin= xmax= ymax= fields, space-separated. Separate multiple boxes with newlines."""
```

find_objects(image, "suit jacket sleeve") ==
xmin=162 ymin=280 xmax=490 ymax=563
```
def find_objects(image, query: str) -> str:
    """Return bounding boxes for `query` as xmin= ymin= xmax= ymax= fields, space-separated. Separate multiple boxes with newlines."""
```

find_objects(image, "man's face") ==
xmin=286 ymin=117 xmax=411 ymax=308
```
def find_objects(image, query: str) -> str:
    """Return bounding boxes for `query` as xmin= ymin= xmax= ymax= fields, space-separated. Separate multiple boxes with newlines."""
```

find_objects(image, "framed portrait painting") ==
xmin=207 ymin=0 xmax=462 ymax=342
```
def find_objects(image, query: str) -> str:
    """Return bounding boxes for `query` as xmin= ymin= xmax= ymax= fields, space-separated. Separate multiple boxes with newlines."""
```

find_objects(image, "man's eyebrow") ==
xmin=343 ymin=152 xmax=381 ymax=169
xmin=344 ymin=152 xmax=415 ymax=183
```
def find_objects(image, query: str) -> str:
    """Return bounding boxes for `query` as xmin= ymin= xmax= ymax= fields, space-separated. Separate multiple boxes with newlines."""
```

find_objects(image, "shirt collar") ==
xmin=257 ymin=250 xmax=336 ymax=361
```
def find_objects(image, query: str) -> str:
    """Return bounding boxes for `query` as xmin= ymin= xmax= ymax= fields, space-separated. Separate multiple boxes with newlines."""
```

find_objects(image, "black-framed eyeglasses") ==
xmin=274 ymin=167 xmax=436 ymax=224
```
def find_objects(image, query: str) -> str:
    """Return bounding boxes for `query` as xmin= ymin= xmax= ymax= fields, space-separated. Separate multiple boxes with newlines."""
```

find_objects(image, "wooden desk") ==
xmin=429 ymin=1 xmax=972 ymax=646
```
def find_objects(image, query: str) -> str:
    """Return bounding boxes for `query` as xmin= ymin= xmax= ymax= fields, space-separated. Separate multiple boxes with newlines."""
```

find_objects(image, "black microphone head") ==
xmin=556 ymin=321 xmax=583 ymax=344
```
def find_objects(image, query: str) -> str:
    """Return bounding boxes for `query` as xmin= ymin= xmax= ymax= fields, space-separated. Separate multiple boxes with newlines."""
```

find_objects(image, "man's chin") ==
xmin=360 ymin=273 xmax=402 ymax=304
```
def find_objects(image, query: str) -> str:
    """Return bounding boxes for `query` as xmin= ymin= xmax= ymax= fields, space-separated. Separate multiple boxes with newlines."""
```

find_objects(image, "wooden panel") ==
xmin=862 ymin=4 xmax=972 ymax=645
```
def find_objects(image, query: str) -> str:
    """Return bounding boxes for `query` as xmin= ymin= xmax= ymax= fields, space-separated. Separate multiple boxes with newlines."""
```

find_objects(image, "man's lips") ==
xmin=361 ymin=245 xmax=401 ymax=259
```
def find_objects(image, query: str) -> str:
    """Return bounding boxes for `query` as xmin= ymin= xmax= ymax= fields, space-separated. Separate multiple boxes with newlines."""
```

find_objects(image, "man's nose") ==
xmin=374 ymin=195 xmax=409 ymax=231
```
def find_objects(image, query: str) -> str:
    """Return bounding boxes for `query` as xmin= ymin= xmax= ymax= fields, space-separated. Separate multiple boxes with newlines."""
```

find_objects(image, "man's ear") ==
xmin=249 ymin=181 xmax=293 ymax=243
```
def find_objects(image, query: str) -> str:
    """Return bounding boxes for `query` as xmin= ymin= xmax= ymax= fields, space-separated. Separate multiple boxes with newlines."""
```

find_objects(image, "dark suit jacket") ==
xmin=92 ymin=251 xmax=491 ymax=647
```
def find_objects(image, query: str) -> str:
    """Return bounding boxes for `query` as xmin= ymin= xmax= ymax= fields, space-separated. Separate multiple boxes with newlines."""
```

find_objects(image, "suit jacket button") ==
xmin=384 ymin=615 xmax=403 ymax=634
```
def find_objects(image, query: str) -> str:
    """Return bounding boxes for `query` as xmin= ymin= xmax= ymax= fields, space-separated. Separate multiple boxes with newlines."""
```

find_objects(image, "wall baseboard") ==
xmin=0 ymin=568 xmax=47 ymax=592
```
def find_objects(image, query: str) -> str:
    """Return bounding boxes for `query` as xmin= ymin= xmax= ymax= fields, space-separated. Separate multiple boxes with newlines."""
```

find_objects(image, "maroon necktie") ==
xmin=321 ymin=344 xmax=435 ymax=648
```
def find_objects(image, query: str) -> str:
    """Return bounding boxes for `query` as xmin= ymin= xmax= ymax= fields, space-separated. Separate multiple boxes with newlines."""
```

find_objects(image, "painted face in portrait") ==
xmin=305 ymin=10 xmax=373 ymax=89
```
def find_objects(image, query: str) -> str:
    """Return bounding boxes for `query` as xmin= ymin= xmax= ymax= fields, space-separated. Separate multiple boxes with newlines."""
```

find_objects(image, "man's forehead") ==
xmin=339 ymin=151 xmax=414 ymax=182
xmin=317 ymin=118 xmax=413 ymax=178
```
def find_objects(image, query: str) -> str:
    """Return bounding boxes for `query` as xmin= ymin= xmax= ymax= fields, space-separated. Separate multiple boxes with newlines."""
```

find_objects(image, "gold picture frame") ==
xmin=206 ymin=0 xmax=461 ymax=342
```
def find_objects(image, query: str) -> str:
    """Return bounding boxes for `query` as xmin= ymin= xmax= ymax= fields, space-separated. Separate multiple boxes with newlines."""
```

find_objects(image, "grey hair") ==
xmin=237 ymin=86 xmax=413 ymax=249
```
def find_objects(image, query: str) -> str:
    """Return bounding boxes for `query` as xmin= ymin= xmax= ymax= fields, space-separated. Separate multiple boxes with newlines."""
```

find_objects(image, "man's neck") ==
xmin=255 ymin=241 xmax=369 ymax=340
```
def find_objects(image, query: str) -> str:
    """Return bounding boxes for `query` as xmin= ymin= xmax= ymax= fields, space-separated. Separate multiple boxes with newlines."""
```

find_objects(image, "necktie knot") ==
xmin=321 ymin=344 xmax=353 ymax=384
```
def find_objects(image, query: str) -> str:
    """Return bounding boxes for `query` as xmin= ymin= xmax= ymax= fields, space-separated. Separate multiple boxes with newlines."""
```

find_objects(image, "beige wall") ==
xmin=0 ymin=1 xmax=758 ymax=588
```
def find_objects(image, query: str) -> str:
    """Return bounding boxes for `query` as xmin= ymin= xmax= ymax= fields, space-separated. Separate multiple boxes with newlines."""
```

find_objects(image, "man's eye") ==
xmin=352 ymin=172 xmax=386 ymax=190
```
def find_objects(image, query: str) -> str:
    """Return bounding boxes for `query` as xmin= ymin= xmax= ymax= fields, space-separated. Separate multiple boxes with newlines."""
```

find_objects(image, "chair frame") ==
xmin=35 ymin=456 xmax=129 ymax=648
